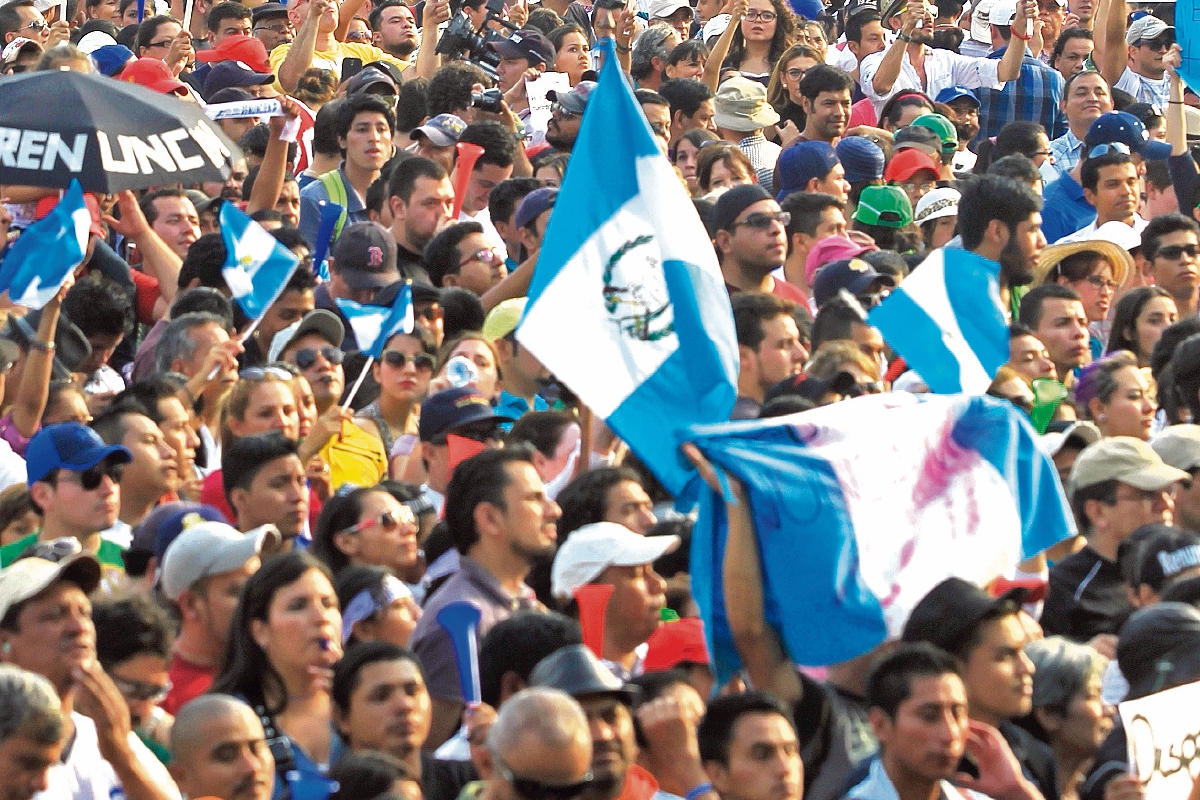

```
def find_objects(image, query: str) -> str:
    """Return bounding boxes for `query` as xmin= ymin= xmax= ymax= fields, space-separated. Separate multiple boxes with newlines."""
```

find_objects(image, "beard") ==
xmin=955 ymin=120 xmax=979 ymax=142
xmin=545 ymin=127 xmax=577 ymax=151
xmin=999 ymin=229 xmax=1035 ymax=287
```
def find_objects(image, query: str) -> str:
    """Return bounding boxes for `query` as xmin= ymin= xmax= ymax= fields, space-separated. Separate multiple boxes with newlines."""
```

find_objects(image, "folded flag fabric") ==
xmin=868 ymin=247 xmax=1008 ymax=395
xmin=517 ymin=39 xmax=738 ymax=495
xmin=219 ymin=201 xmax=300 ymax=320
xmin=335 ymin=283 xmax=414 ymax=360
xmin=0 ymin=180 xmax=89 ymax=309
xmin=686 ymin=392 xmax=1075 ymax=676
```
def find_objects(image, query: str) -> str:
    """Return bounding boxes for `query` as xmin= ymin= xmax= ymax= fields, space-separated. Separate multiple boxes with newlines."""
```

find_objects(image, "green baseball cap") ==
xmin=852 ymin=185 xmax=913 ymax=228
xmin=912 ymin=113 xmax=958 ymax=153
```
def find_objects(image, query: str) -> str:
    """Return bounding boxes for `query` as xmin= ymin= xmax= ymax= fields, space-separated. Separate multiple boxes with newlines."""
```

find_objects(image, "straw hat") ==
xmin=1033 ymin=239 xmax=1133 ymax=289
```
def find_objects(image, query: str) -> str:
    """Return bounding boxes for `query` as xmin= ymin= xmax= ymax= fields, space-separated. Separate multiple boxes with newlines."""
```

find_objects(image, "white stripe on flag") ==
xmin=898 ymin=254 xmax=992 ymax=394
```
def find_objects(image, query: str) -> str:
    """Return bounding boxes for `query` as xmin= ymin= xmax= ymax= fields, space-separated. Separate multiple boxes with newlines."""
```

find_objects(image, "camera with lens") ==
xmin=471 ymin=87 xmax=504 ymax=113
xmin=434 ymin=0 xmax=516 ymax=82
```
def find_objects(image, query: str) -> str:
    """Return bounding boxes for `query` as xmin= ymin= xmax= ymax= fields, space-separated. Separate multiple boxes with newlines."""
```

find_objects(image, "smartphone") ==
xmin=342 ymin=57 xmax=363 ymax=81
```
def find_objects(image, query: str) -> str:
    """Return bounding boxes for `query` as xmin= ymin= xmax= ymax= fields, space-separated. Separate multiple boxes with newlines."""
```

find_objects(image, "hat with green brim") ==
xmin=852 ymin=185 xmax=913 ymax=228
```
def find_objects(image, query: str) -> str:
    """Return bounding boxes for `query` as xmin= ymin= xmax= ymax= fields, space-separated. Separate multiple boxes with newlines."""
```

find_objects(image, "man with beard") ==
xmin=860 ymin=0 xmax=1029 ymax=115
xmin=957 ymin=174 xmax=1045 ymax=321
xmin=370 ymin=0 xmax=418 ymax=60
xmin=169 ymin=695 xmax=275 ymax=800
xmin=411 ymin=446 xmax=561 ymax=748
xmin=936 ymin=86 xmax=982 ymax=174
xmin=1041 ymin=71 xmax=1113 ymax=184
xmin=388 ymin=158 xmax=453 ymax=285
xmin=795 ymin=66 xmax=854 ymax=145
xmin=711 ymin=185 xmax=807 ymax=304
xmin=546 ymin=82 xmax=596 ymax=153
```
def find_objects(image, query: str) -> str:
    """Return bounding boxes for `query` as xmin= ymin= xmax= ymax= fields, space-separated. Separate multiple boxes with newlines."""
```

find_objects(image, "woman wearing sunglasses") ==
xmin=355 ymin=330 xmax=437 ymax=478
xmin=311 ymin=485 xmax=421 ymax=579
xmin=212 ymin=551 xmax=343 ymax=800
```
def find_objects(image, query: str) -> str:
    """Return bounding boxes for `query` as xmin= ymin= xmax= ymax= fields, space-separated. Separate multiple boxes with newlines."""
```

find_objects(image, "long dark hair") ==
xmin=1108 ymin=286 xmax=1173 ymax=358
xmin=723 ymin=0 xmax=798 ymax=72
xmin=210 ymin=551 xmax=336 ymax=716
xmin=310 ymin=486 xmax=393 ymax=576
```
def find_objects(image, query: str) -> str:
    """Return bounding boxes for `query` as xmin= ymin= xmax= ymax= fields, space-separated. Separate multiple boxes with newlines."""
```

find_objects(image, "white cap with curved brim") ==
xmin=552 ymin=522 xmax=679 ymax=601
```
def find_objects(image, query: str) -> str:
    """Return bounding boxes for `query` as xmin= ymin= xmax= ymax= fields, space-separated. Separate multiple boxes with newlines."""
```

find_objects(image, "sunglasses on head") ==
xmin=1087 ymin=141 xmax=1131 ymax=158
xmin=241 ymin=366 xmax=294 ymax=381
xmin=493 ymin=753 xmax=593 ymax=800
xmin=1156 ymin=243 xmax=1200 ymax=260
xmin=337 ymin=509 xmax=416 ymax=536
xmin=293 ymin=346 xmax=344 ymax=370
xmin=71 ymin=459 xmax=124 ymax=491
xmin=382 ymin=350 xmax=436 ymax=371
xmin=26 ymin=537 xmax=82 ymax=563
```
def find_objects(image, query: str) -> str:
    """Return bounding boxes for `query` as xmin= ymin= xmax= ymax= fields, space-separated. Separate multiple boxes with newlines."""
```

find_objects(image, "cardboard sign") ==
xmin=1119 ymin=680 xmax=1200 ymax=799
xmin=526 ymin=71 xmax=571 ymax=136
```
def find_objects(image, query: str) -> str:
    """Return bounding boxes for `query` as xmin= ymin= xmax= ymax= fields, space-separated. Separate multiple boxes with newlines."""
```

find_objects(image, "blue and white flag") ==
xmin=219 ymin=202 xmax=301 ymax=320
xmin=686 ymin=392 xmax=1074 ymax=676
xmin=0 ymin=180 xmax=89 ymax=309
xmin=517 ymin=39 xmax=738 ymax=495
xmin=868 ymin=247 xmax=1008 ymax=395
xmin=335 ymin=283 xmax=414 ymax=360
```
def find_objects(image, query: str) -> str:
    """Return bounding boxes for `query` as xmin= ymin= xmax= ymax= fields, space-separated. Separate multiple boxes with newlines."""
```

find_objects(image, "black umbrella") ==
xmin=0 ymin=69 xmax=241 ymax=192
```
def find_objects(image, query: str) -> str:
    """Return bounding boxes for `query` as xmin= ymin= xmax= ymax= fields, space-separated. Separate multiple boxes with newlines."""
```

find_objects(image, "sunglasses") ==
xmin=293 ymin=346 xmax=344 ymax=370
xmin=113 ymin=676 xmax=172 ymax=703
xmin=1136 ymin=36 xmax=1173 ymax=51
xmin=382 ymin=350 xmax=436 ymax=371
xmin=493 ymin=753 xmax=593 ymax=800
xmin=416 ymin=305 xmax=443 ymax=322
xmin=337 ymin=509 xmax=416 ymax=536
xmin=551 ymin=101 xmax=580 ymax=118
xmin=730 ymin=211 xmax=791 ymax=230
xmin=1087 ymin=141 xmax=1131 ymax=158
xmin=68 ymin=459 xmax=124 ymax=491
xmin=241 ymin=366 xmax=294 ymax=381
xmin=1156 ymin=243 xmax=1200 ymax=260
xmin=24 ymin=19 xmax=48 ymax=31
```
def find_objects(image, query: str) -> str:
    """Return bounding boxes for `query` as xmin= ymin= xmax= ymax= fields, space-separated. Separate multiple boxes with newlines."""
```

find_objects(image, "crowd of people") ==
xmin=0 ymin=0 xmax=1197 ymax=798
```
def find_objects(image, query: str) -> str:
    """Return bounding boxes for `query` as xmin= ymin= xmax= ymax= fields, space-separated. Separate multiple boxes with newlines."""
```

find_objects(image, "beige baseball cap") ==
xmin=1151 ymin=425 xmax=1200 ymax=472
xmin=0 ymin=546 xmax=101 ymax=625
xmin=1068 ymin=436 xmax=1190 ymax=498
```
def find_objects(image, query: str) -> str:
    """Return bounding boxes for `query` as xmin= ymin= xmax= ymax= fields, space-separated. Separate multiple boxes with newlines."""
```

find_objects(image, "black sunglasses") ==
xmin=293 ymin=346 xmax=344 ymax=370
xmin=1157 ymin=243 xmax=1200 ymax=260
xmin=382 ymin=350 xmax=435 ymax=371
xmin=72 ymin=459 xmax=125 ymax=491
xmin=493 ymin=753 xmax=593 ymax=800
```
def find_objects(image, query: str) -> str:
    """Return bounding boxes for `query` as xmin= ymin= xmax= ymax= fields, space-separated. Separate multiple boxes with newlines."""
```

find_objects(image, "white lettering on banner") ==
xmin=189 ymin=120 xmax=232 ymax=169
xmin=129 ymin=134 xmax=178 ymax=175
xmin=15 ymin=129 xmax=46 ymax=170
xmin=43 ymin=134 xmax=87 ymax=172
xmin=0 ymin=128 xmax=18 ymax=165
xmin=1119 ymin=680 xmax=1200 ymax=799
xmin=205 ymin=99 xmax=283 ymax=120
xmin=97 ymin=131 xmax=137 ymax=173
xmin=162 ymin=129 xmax=203 ymax=171
xmin=0 ymin=129 xmax=86 ymax=172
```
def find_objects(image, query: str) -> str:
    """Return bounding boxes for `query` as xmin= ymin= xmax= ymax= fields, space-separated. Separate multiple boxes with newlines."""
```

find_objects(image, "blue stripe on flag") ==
xmin=870 ymin=288 xmax=966 ymax=392
xmin=943 ymin=251 xmax=1009 ymax=382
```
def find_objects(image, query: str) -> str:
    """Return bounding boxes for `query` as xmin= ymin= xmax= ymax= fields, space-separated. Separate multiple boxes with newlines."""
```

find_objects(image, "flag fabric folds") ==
xmin=868 ymin=247 xmax=1009 ymax=395
xmin=517 ymin=39 xmax=738 ymax=495
xmin=335 ymin=283 xmax=414 ymax=360
xmin=0 ymin=180 xmax=89 ymax=309
xmin=219 ymin=202 xmax=300 ymax=320
xmin=686 ymin=392 xmax=1075 ymax=677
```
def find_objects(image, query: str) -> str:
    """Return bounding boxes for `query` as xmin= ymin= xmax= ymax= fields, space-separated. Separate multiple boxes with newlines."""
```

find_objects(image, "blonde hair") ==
xmin=807 ymin=341 xmax=878 ymax=380
xmin=218 ymin=372 xmax=295 ymax=446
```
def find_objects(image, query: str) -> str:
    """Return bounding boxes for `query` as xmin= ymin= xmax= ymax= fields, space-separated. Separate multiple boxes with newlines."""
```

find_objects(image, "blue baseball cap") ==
xmin=1085 ymin=111 xmax=1172 ymax=160
xmin=934 ymin=85 xmax=979 ymax=107
xmin=836 ymin=136 xmax=886 ymax=183
xmin=418 ymin=388 xmax=513 ymax=442
xmin=26 ymin=423 xmax=132 ymax=487
xmin=775 ymin=141 xmax=840 ymax=202
xmin=514 ymin=187 xmax=558 ymax=229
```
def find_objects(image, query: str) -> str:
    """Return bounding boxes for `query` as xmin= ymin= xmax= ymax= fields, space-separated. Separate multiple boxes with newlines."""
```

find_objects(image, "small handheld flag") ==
xmin=219 ymin=202 xmax=301 ymax=323
xmin=335 ymin=284 xmax=415 ymax=409
xmin=436 ymin=601 xmax=483 ymax=706
xmin=0 ymin=180 xmax=89 ymax=310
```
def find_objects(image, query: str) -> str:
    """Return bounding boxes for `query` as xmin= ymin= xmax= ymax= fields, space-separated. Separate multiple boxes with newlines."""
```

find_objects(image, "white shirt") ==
xmin=1115 ymin=65 xmax=1170 ymax=106
xmin=459 ymin=207 xmax=510 ymax=263
xmin=35 ymin=713 xmax=181 ymax=800
xmin=0 ymin=437 xmax=26 ymax=493
xmin=859 ymin=45 xmax=1007 ymax=112
xmin=1057 ymin=214 xmax=1148 ymax=244
xmin=848 ymin=757 xmax=994 ymax=800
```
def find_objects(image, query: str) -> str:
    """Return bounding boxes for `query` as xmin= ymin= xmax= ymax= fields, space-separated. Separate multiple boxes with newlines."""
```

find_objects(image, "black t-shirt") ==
xmin=1042 ymin=546 xmax=1132 ymax=642
xmin=421 ymin=751 xmax=477 ymax=800
xmin=396 ymin=243 xmax=432 ymax=285
xmin=999 ymin=720 xmax=1060 ymax=800
xmin=792 ymin=673 xmax=878 ymax=800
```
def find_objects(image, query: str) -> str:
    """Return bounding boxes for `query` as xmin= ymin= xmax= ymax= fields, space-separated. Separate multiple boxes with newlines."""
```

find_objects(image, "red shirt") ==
xmin=726 ymin=278 xmax=807 ymax=305
xmin=163 ymin=651 xmax=217 ymax=715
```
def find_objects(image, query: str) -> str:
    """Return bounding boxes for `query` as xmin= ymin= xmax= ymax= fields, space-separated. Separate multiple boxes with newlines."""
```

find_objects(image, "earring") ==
xmin=1 ymin=642 xmax=10 ymax=655
xmin=1099 ymin=413 xmax=1107 ymax=421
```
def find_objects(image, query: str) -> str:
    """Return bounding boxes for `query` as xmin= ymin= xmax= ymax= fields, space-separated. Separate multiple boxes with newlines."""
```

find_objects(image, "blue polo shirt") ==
xmin=496 ymin=391 xmax=548 ymax=430
xmin=1041 ymin=173 xmax=1096 ymax=244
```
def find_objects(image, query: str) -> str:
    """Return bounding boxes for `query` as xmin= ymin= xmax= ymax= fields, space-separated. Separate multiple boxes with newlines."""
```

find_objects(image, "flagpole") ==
xmin=342 ymin=356 xmax=374 ymax=411
xmin=204 ymin=315 xmax=267 ymax=381
xmin=574 ymin=403 xmax=592 ymax=479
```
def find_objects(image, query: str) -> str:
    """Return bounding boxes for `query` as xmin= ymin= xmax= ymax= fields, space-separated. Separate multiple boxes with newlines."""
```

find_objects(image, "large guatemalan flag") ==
xmin=517 ymin=38 xmax=738 ymax=495
xmin=687 ymin=392 xmax=1075 ymax=676
xmin=868 ymin=247 xmax=1009 ymax=394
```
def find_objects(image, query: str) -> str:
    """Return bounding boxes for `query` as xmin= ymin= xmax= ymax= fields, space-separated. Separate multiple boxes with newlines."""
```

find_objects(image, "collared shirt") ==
xmin=1043 ymin=128 xmax=1084 ymax=184
xmin=848 ymin=756 xmax=993 ymax=800
xmin=1115 ymin=65 xmax=1170 ymax=106
xmin=975 ymin=49 xmax=1066 ymax=142
xmin=1040 ymin=172 xmax=1096 ymax=244
xmin=34 ymin=713 xmax=181 ymax=800
xmin=738 ymin=133 xmax=781 ymax=189
xmin=298 ymin=166 xmax=369 ymax=253
xmin=1058 ymin=214 xmax=1148 ymax=244
xmin=1043 ymin=544 xmax=1132 ymax=641
xmin=496 ymin=391 xmax=548 ymax=425
xmin=411 ymin=555 xmax=542 ymax=702
xmin=859 ymin=45 xmax=1006 ymax=112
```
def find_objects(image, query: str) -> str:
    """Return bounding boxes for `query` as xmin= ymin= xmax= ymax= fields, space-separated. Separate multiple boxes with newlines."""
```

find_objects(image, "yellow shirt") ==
xmin=321 ymin=420 xmax=389 ymax=490
xmin=269 ymin=40 xmax=409 ymax=92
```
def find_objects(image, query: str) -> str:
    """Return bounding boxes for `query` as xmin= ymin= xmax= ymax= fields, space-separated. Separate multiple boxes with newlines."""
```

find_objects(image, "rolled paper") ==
xmin=1029 ymin=377 xmax=1068 ymax=435
xmin=451 ymin=142 xmax=485 ymax=219
xmin=573 ymin=584 xmax=613 ymax=659
xmin=286 ymin=770 xmax=340 ymax=800
xmin=446 ymin=433 xmax=486 ymax=475
xmin=436 ymin=601 xmax=483 ymax=705
xmin=311 ymin=200 xmax=344 ymax=280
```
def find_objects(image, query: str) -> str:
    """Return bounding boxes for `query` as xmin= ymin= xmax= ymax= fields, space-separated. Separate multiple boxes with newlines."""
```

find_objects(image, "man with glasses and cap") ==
xmin=0 ymin=424 xmax=132 ymax=575
xmin=251 ymin=2 xmax=293 ymax=50
xmin=414 ymin=387 xmax=511 ymax=517
xmin=710 ymin=185 xmax=807 ymax=304
xmin=546 ymin=83 xmax=596 ymax=154
xmin=1095 ymin=13 xmax=1177 ymax=107
xmin=272 ymin=310 xmax=389 ymax=490
xmin=0 ymin=542 xmax=180 ymax=800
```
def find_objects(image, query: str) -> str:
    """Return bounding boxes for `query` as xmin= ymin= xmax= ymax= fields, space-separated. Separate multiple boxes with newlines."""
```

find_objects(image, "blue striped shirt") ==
xmin=974 ymin=48 xmax=1067 ymax=143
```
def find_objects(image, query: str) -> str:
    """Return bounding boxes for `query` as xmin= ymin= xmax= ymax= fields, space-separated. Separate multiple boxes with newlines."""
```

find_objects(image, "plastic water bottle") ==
xmin=445 ymin=355 xmax=479 ymax=388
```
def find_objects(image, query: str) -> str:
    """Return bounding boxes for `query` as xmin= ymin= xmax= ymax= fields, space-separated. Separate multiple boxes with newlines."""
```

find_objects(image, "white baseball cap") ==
xmin=988 ymin=0 xmax=1017 ymax=26
xmin=650 ymin=0 xmax=691 ymax=18
xmin=161 ymin=518 xmax=281 ymax=602
xmin=552 ymin=523 xmax=679 ymax=601
xmin=0 ymin=545 xmax=101 ymax=625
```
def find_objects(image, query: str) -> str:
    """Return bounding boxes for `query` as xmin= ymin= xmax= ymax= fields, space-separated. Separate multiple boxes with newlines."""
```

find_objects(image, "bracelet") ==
xmin=616 ymin=42 xmax=631 ymax=53
xmin=686 ymin=784 xmax=714 ymax=800
xmin=1011 ymin=28 xmax=1031 ymax=40
xmin=1170 ymin=100 xmax=1185 ymax=104
xmin=28 ymin=338 xmax=54 ymax=353
xmin=896 ymin=31 xmax=912 ymax=42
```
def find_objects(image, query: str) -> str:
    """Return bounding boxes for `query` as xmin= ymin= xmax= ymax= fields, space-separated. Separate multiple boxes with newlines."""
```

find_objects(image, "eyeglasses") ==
xmin=112 ymin=676 xmax=172 ymax=703
xmin=551 ymin=101 xmax=580 ymax=118
xmin=23 ymin=19 xmax=48 ymax=31
xmin=1081 ymin=275 xmax=1120 ymax=292
xmin=145 ymin=38 xmax=174 ymax=48
xmin=241 ymin=366 xmax=294 ymax=381
xmin=1087 ymin=141 xmax=1131 ymax=158
xmin=459 ymin=248 xmax=503 ymax=268
xmin=492 ymin=753 xmax=593 ymax=800
xmin=1156 ymin=243 xmax=1200 ymax=260
xmin=729 ymin=211 xmax=790 ymax=230
xmin=345 ymin=29 xmax=372 ymax=41
xmin=293 ymin=346 xmax=344 ymax=370
xmin=743 ymin=9 xmax=777 ymax=21
xmin=382 ymin=350 xmax=436 ymax=371
xmin=65 ymin=459 xmax=124 ymax=491
xmin=254 ymin=22 xmax=294 ymax=33
xmin=784 ymin=68 xmax=806 ymax=80
xmin=901 ymin=180 xmax=936 ymax=195
xmin=337 ymin=509 xmax=416 ymax=536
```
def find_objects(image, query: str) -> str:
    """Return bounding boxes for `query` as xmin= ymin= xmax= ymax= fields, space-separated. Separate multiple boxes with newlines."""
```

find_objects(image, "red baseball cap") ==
xmin=119 ymin=58 xmax=189 ymax=96
xmin=884 ymin=148 xmax=941 ymax=184
xmin=34 ymin=192 xmax=104 ymax=239
xmin=194 ymin=34 xmax=271 ymax=73
xmin=643 ymin=618 xmax=711 ymax=672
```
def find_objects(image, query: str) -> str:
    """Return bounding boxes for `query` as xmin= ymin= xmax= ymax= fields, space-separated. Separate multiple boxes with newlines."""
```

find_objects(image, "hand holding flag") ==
xmin=0 ymin=180 xmax=90 ymax=310
xmin=335 ymin=283 xmax=415 ymax=408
